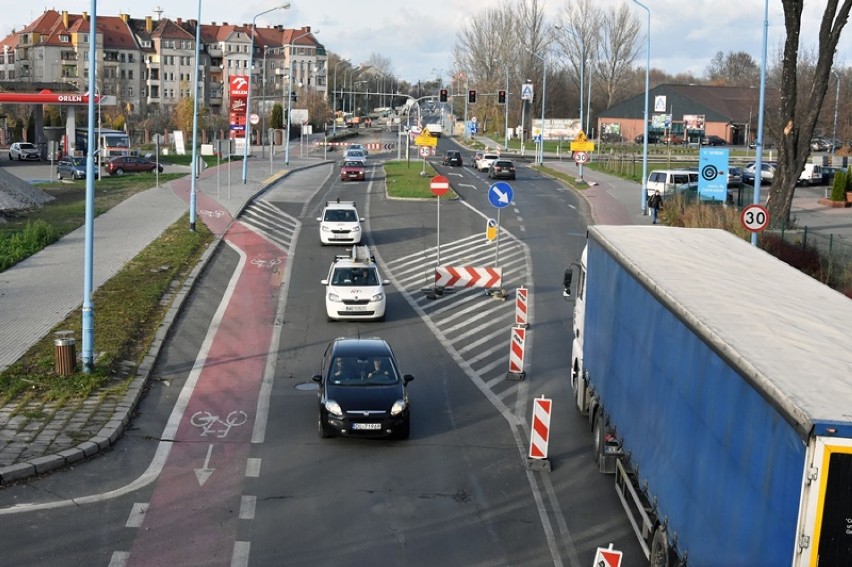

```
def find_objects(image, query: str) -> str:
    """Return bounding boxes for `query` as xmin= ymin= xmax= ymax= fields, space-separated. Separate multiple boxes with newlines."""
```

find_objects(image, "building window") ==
xmin=128 ymin=87 xmax=133 ymax=96
xmin=128 ymin=70 xmax=133 ymax=79
xmin=59 ymin=34 xmax=70 ymax=43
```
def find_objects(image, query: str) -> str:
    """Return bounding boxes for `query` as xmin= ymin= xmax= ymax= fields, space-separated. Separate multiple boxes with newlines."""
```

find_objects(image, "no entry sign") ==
xmin=431 ymin=175 xmax=449 ymax=196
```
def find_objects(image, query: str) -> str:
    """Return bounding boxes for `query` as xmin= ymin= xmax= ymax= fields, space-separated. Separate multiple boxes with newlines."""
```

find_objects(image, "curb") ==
xmin=0 ymin=162 xmax=326 ymax=486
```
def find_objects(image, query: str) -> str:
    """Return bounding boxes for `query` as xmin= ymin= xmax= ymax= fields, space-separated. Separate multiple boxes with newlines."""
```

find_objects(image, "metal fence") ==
xmin=769 ymin=226 xmax=852 ymax=296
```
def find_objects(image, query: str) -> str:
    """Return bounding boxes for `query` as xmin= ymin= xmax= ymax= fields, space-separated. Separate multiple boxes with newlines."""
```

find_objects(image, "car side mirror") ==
xmin=321 ymin=279 xmax=329 ymax=285
xmin=382 ymin=279 xmax=390 ymax=286
xmin=312 ymin=374 xmax=322 ymax=383
xmin=316 ymin=217 xmax=322 ymax=222
xmin=563 ymin=268 xmax=573 ymax=299
xmin=403 ymin=374 xmax=414 ymax=385
xmin=359 ymin=217 xmax=365 ymax=222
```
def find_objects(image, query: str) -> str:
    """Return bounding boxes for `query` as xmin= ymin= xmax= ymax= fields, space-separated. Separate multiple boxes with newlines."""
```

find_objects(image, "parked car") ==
xmin=646 ymin=169 xmax=699 ymax=198
xmin=57 ymin=156 xmax=99 ymax=180
xmin=312 ymin=336 xmax=413 ymax=439
xmin=634 ymin=132 xmax=661 ymax=144
xmin=339 ymin=160 xmax=366 ymax=182
xmin=441 ymin=150 xmax=463 ymax=166
xmin=661 ymin=134 xmax=684 ymax=145
xmin=104 ymin=155 xmax=163 ymax=176
xmin=9 ymin=142 xmax=40 ymax=161
xmin=488 ymin=159 xmax=516 ymax=180
xmin=727 ymin=166 xmax=743 ymax=187
xmin=702 ymin=135 xmax=727 ymax=146
xmin=743 ymin=162 xmax=776 ymax=184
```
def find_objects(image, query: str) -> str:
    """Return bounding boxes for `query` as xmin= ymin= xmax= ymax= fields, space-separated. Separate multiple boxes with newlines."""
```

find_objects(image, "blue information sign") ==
xmin=698 ymin=148 xmax=730 ymax=202
xmin=488 ymin=182 xmax=513 ymax=208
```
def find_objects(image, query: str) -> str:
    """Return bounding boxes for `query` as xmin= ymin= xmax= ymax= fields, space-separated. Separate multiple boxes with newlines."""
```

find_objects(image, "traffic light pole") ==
xmin=503 ymin=67 xmax=509 ymax=150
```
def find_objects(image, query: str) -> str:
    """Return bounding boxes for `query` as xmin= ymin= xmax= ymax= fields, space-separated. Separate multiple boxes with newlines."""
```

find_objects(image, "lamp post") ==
xmin=831 ymin=72 xmax=840 ymax=156
xmin=242 ymin=4 xmax=290 ymax=184
xmin=284 ymin=29 xmax=319 ymax=166
xmin=189 ymin=0 xmax=202 ymax=231
xmin=526 ymin=50 xmax=547 ymax=166
xmin=332 ymin=58 xmax=350 ymax=136
xmin=751 ymin=0 xmax=769 ymax=246
xmin=633 ymin=0 xmax=651 ymax=214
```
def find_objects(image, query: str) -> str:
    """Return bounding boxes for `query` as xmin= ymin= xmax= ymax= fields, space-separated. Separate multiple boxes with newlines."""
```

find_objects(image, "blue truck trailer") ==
xmin=564 ymin=226 xmax=852 ymax=566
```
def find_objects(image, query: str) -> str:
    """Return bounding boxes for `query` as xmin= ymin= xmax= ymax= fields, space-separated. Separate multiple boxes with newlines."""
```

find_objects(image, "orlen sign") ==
xmin=229 ymin=76 xmax=249 ymax=98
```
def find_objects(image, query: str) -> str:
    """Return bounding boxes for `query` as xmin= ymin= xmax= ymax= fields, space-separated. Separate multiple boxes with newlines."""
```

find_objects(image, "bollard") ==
xmin=54 ymin=331 xmax=76 ymax=375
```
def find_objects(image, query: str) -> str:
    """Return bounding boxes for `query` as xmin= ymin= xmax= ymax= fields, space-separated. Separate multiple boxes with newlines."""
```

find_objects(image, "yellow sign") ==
xmin=415 ymin=130 xmax=438 ymax=147
xmin=486 ymin=218 xmax=498 ymax=241
xmin=576 ymin=130 xmax=588 ymax=142
xmin=571 ymin=141 xmax=595 ymax=152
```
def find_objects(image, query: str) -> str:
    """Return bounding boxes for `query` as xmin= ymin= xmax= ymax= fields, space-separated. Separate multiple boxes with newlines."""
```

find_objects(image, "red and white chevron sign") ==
xmin=434 ymin=266 xmax=502 ymax=288
xmin=507 ymin=326 xmax=526 ymax=375
xmin=529 ymin=396 xmax=552 ymax=460
xmin=515 ymin=286 xmax=529 ymax=327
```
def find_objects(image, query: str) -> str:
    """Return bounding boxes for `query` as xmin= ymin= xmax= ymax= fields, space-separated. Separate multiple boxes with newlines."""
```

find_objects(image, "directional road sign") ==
xmin=488 ymin=181 xmax=513 ymax=208
xmin=741 ymin=203 xmax=770 ymax=233
xmin=486 ymin=218 xmax=497 ymax=241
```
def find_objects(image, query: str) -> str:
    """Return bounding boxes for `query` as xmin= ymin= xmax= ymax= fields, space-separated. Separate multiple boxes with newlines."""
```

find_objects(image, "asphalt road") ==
xmin=0 ymin=138 xmax=647 ymax=566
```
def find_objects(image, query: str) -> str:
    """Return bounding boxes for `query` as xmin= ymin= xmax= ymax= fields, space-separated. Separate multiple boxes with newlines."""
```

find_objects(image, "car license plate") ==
xmin=344 ymin=306 xmax=367 ymax=311
xmin=352 ymin=423 xmax=381 ymax=430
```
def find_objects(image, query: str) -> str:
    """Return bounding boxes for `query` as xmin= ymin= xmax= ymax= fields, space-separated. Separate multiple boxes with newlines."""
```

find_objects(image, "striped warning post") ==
xmin=514 ymin=286 xmax=529 ymax=327
xmin=506 ymin=326 xmax=526 ymax=381
xmin=529 ymin=396 xmax=552 ymax=460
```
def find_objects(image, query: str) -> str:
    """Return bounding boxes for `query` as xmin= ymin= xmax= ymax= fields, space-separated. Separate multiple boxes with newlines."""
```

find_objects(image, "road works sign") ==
xmin=434 ymin=266 xmax=502 ymax=288
xmin=570 ymin=130 xmax=595 ymax=152
xmin=415 ymin=130 xmax=437 ymax=147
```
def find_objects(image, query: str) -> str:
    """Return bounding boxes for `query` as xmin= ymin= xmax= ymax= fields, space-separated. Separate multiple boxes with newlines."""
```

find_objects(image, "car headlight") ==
xmin=353 ymin=226 xmax=361 ymax=232
xmin=321 ymin=225 xmax=332 ymax=232
xmin=371 ymin=292 xmax=384 ymax=302
xmin=325 ymin=400 xmax=343 ymax=417
xmin=328 ymin=292 xmax=341 ymax=302
xmin=390 ymin=400 xmax=407 ymax=416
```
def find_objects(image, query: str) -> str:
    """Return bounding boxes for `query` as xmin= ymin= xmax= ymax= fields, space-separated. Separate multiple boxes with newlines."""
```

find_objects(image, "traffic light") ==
xmin=498 ymin=90 xmax=506 ymax=104
xmin=439 ymin=88 xmax=448 ymax=102
xmin=290 ymin=90 xmax=297 ymax=102
xmin=468 ymin=90 xmax=476 ymax=104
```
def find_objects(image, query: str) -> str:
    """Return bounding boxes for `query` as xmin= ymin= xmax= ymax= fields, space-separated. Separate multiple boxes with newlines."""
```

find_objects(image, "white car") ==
xmin=347 ymin=143 xmax=368 ymax=156
xmin=9 ymin=142 xmax=40 ymax=161
xmin=476 ymin=152 xmax=500 ymax=172
xmin=322 ymin=246 xmax=389 ymax=321
xmin=317 ymin=200 xmax=364 ymax=245
xmin=343 ymin=149 xmax=367 ymax=164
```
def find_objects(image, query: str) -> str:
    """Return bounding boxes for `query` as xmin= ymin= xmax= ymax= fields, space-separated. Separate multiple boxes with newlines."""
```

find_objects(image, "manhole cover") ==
xmin=295 ymin=382 xmax=318 ymax=392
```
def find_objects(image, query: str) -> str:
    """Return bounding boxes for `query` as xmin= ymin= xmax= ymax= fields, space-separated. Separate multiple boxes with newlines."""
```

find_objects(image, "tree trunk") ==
xmin=769 ymin=0 xmax=852 ymax=228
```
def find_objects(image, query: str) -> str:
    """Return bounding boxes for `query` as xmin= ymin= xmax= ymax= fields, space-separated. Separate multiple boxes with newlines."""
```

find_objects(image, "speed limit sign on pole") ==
xmin=741 ymin=203 xmax=770 ymax=233
xmin=574 ymin=151 xmax=588 ymax=164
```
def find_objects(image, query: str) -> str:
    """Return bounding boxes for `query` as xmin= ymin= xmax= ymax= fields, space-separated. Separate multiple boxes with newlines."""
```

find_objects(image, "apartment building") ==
xmin=0 ymin=9 xmax=326 ymax=119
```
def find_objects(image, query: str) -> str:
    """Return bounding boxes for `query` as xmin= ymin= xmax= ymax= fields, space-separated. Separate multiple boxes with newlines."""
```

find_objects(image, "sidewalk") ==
xmin=0 ymin=152 xmax=323 ymax=484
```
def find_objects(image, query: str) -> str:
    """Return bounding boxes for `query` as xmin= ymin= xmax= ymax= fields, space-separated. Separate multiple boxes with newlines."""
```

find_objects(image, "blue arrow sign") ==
xmin=488 ymin=182 xmax=513 ymax=208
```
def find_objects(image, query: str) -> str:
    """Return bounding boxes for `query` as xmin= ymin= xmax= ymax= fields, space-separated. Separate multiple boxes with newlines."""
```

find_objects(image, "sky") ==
xmin=2 ymin=1 xmax=848 ymax=82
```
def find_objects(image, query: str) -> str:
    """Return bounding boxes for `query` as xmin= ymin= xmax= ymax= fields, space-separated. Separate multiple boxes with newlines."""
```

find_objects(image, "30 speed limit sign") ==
xmin=741 ymin=203 xmax=770 ymax=233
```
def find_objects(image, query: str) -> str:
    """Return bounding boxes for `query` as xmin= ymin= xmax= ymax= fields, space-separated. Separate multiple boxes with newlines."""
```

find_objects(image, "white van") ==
xmin=646 ymin=169 xmax=699 ymax=198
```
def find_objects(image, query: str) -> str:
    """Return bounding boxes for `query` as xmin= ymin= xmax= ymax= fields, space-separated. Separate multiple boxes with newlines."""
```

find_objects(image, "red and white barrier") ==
xmin=514 ymin=286 xmax=529 ymax=327
xmin=506 ymin=326 xmax=526 ymax=380
xmin=593 ymin=545 xmax=623 ymax=567
xmin=435 ymin=266 xmax=502 ymax=288
xmin=529 ymin=396 xmax=552 ymax=460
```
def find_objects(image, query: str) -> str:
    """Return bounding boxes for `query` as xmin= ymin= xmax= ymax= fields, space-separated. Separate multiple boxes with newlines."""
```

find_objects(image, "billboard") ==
xmin=531 ymin=118 xmax=583 ymax=140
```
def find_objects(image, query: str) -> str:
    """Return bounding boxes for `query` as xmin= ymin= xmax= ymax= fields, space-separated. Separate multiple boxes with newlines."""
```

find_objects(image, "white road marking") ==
xmin=125 ymin=503 xmax=148 ymax=528
xmin=108 ymin=551 xmax=129 ymax=567
xmin=239 ymin=495 xmax=256 ymax=520
xmin=231 ymin=541 xmax=251 ymax=567
xmin=245 ymin=458 xmax=262 ymax=478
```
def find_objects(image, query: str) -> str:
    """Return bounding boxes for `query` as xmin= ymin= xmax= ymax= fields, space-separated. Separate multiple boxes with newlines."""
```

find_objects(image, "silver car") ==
xmin=57 ymin=156 xmax=99 ymax=180
xmin=9 ymin=142 xmax=40 ymax=161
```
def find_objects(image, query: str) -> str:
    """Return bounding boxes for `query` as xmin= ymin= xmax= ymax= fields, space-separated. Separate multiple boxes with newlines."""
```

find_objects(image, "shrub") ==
xmin=831 ymin=168 xmax=847 ymax=201
xmin=0 ymin=220 xmax=60 ymax=271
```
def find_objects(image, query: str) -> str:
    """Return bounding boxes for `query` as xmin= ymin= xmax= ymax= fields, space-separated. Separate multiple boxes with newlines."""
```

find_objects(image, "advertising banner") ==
xmin=698 ymin=147 xmax=730 ymax=202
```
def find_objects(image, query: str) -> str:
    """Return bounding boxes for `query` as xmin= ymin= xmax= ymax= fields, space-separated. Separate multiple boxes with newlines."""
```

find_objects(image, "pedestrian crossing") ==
xmin=239 ymin=198 xmax=300 ymax=250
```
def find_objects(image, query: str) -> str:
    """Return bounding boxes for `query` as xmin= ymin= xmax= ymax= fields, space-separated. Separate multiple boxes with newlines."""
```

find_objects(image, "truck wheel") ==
xmin=593 ymin=410 xmax=605 ymax=466
xmin=650 ymin=526 xmax=671 ymax=567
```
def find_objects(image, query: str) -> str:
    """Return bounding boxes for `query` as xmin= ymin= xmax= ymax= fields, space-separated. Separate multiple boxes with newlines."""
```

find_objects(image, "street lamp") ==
xmin=633 ymin=0 xmax=651 ymax=214
xmin=189 ymin=0 xmax=202 ymax=231
xmin=526 ymin=49 xmax=547 ymax=166
xmin=333 ymin=58 xmax=350 ymax=136
xmin=242 ymin=3 xmax=290 ymax=184
xmin=751 ymin=0 xmax=769 ymax=246
xmin=831 ymin=72 xmax=840 ymax=156
xmin=284 ymin=29 xmax=319 ymax=166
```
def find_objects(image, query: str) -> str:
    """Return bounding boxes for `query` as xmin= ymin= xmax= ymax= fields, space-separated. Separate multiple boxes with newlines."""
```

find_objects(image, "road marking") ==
xmin=231 ymin=541 xmax=250 ymax=567
xmin=245 ymin=458 xmax=261 ymax=478
xmin=190 ymin=410 xmax=248 ymax=438
xmin=108 ymin=551 xmax=129 ymax=567
xmin=194 ymin=444 xmax=215 ymax=486
xmin=125 ymin=503 xmax=148 ymax=528
xmin=459 ymin=183 xmax=478 ymax=190
xmin=239 ymin=495 xmax=257 ymax=520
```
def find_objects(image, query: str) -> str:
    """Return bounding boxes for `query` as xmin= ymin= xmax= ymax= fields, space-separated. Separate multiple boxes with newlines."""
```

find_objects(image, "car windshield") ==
xmin=72 ymin=158 xmax=86 ymax=166
xmin=324 ymin=209 xmax=358 ymax=222
xmin=331 ymin=266 xmax=379 ymax=286
xmin=19 ymin=143 xmax=35 ymax=149
xmin=329 ymin=356 xmax=398 ymax=385
xmin=342 ymin=161 xmax=363 ymax=168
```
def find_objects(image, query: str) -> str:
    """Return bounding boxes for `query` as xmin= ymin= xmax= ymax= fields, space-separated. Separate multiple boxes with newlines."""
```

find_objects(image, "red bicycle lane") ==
xmin=126 ymin=220 xmax=286 ymax=566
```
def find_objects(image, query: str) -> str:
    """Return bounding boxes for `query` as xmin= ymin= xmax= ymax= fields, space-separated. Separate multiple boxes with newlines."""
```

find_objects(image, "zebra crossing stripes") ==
xmin=239 ymin=199 xmax=299 ymax=250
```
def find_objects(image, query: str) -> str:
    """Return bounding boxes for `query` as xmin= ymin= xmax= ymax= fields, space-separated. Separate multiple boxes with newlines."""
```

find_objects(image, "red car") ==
xmin=340 ymin=160 xmax=365 ymax=182
xmin=104 ymin=155 xmax=163 ymax=176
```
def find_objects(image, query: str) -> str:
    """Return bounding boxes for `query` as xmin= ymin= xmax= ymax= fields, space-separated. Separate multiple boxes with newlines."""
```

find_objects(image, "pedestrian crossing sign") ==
xmin=521 ymin=83 xmax=534 ymax=101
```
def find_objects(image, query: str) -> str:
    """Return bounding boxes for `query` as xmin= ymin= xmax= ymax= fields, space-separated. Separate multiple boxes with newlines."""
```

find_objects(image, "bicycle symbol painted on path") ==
xmin=199 ymin=209 xmax=226 ymax=218
xmin=190 ymin=410 xmax=248 ymax=438
xmin=250 ymin=257 xmax=282 ymax=269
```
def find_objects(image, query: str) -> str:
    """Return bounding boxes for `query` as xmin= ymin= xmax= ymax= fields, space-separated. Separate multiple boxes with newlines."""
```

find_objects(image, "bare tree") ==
xmin=704 ymin=51 xmax=760 ymax=86
xmin=553 ymin=0 xmax=603 ymax=119
xmin=769 ymin=0 xmax=851 ymax=228
xmin=596 ymin=4 xmax=641 ymax=109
